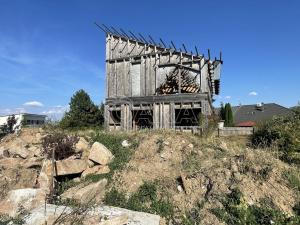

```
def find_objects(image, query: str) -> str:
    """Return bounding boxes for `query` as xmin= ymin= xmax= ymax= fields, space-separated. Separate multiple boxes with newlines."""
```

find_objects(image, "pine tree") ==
xmin=60 ymin=89 xmax=104 ymax=128
xmin=219 ymin=102 xmax=225 ymax=120
xmin=224 ymin=103 xmax=234 ymax=127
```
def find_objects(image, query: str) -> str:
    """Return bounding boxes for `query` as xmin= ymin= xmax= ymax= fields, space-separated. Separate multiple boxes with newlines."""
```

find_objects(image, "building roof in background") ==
xmin=233 ymin=103 xmax=294 ymax=126
xmin=0 ymin=113 xmax=47 ymax=118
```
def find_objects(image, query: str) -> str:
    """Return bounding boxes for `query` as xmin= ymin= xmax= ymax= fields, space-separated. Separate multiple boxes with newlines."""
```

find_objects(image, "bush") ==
xmin=251 ymin=114 xmax=300 ymax=163
xmin=282 ymin=170 xmax=300 ymax=192
xmin=41 ymin=132 xmax=79 ymax=160
xmin=103 ymin=188 xmax=127 ymax=207
xmin=0 ymin=214 xmax=25 ymax=225
xmin=60 ymin=89 xmax=104 ymax=129
xmin=0 ymin=115 xmax=18 ymax=139
xmin=104 ymin=182 xmax=174 ymax=220
xmin=211 ymin=188 xmax=300 ymax=225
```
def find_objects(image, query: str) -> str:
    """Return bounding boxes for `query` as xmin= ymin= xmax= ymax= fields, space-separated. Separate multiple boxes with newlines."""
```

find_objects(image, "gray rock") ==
xmin=61 ymin=179 xmax=107 ymax=204
xmin=89 ymin=142 xmax=114 ymax=165
xmin=25 ymin=204 xmax=160 ymax=225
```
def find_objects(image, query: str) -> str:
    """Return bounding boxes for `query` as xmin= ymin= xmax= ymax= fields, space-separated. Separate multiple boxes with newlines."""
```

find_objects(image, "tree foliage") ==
xmin=224 ymin=103 xmax=234 ymax=127
xmin=219 ymin=102 xmax=226 ymax=120
xmin=0 ymin=115 xmax=17 ymax=135
xmin=60 ymin=90 xmax=104 ymax=129
xmin=251 ymin=114 xmax=300 ymax=164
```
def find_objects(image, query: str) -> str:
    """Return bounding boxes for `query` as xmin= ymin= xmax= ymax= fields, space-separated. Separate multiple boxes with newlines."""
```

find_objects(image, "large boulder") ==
xmin=54 ymin=159 xmax=87 ymax=176
xmin=40 ymin=159 xmax=87 ymax=177
xmin=0 ymin=158 xmax=39 ymax=199
xmin=25 ymin=204 xmax=160 ymax=225
xmin=38 ymin=159 xmax=87 ymax=194
xmin=88 ymin=142 xmax=114 ymax=165
xmin=81 ymin=165 xmax=110 ymax=178
xmin=6 ymin=138 xmax=31 ymax=159
xmin=61 ymin=179 xmax=107 ymax=204
xmin=0 ymin=188 xmax=46 ymax=217
xmin=75 ymin=137 xmax=90 ymax=152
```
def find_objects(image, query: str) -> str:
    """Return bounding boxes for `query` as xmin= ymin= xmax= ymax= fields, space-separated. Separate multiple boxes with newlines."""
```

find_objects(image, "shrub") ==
xmin=224 ymin=103 xmax=234 ymax=127
xmin=0 ymin=115 xmax=18 ymax=139
xmin=0 ymin=214 xmax=25 ymax=225
xmin=251 ymin=114 xmax=300 ymax=163
xmin=103 ymin=188 xmax=127 ymax=207
xmin=41 ymin=132 xmax=79 ymax=160
xmin=104 ymin=182 xmax=174 ymax=220
xmin=211 ymin=188 xmax=300 ymax=225
xmin=282 ymin=170 xmax=300 ymax=192
xmin=60 ymin=89 xmax=104 ymax=129
xmin=181 ymin=201 xmax=205 ymax=225
xmin=293 ymin=202 xmax=300 ymax=215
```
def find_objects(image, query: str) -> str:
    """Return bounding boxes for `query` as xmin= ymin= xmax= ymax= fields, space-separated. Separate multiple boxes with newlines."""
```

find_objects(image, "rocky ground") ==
xmin=0 ymin=128 xmax=299 ymax=224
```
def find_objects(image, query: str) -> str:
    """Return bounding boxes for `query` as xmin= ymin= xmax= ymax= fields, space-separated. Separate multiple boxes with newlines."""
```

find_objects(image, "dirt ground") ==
xmin=111 ymin=131 xmax=298 ymax=223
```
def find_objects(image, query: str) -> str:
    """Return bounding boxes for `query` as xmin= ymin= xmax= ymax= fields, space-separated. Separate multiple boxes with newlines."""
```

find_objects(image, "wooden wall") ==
xmin=105 ymin=34 xmax=211 ymax=99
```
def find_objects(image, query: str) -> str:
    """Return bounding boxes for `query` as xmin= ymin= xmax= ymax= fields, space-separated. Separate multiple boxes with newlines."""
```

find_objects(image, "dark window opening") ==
xmin=175 ymin=108 xmax=201 ymax=127
xmin=132 ymin=110 xmax=153 ymax=129
xmin=110 ymin=110 xmax=121 ymax=125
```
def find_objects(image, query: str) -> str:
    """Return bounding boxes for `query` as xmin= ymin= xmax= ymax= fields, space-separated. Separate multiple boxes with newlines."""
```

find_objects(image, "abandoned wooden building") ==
xmin=98 ymin=24 xmax=223 ymax=131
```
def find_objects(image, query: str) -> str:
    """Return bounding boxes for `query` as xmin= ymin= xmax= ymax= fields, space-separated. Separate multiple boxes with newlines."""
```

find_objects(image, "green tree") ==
xmin=7 ymin=115 xmax=17 ymax=133
xmin=224 ymin=103 xmax=234 ymax=127
xmin=60 ymin=89 xmax=104 ymax=129
xmin=219 ymin=102 xmax=226 ymax=120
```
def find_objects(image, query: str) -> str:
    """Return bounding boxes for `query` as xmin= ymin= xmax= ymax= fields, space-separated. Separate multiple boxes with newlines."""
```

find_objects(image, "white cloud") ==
xmin=224 ymin=96 xmax=231 ymax=99
xmin=249 ymin=91 xmax=258 ymax=96
xmin=41 ymin=105 xmax=69 ymax=121
xmin=23 ymin=101 xmax=44 ymax=107
xmin=0 ymin=107 xmax=26 ymax=116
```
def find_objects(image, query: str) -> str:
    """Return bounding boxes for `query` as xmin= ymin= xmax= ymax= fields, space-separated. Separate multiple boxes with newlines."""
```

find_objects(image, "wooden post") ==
xmin=50 ymin=148 xmax=55 ymax=202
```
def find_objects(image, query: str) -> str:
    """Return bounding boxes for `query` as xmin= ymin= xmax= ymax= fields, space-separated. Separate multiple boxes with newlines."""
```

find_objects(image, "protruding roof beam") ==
xmin=171 ymin=41 xmax=177 ymax=50
xmin=138 ymin=33 xmax=148 ymax=44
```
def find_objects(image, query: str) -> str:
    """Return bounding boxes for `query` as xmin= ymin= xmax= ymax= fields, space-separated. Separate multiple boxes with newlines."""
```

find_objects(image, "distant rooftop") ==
xmin=0 ymin=113 xmax=47 ymax=118
xmin=216 ymin=103 xmax=294 ymax=127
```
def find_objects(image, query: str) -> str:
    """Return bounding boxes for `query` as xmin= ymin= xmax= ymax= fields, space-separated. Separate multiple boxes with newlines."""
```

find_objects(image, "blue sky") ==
xmin=0 ymin=0 xmax=299 ymax=118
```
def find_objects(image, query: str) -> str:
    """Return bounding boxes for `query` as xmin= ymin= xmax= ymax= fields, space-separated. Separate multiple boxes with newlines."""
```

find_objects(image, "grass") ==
xmin=182 ymin=151 xmax=202 ymax=175
xmin=156 ymin=137 xmax=164 ymax=153
xmin=211 ymin=188 xmax=300 ymax=225
xmin=282 ymin=169 xmax=300 ymax=192
xmin=91 ymin=131 xmax=138 ymax=174
xmin=0 ymin=214 xmax=25 ymax=225
xmin=104 ymin=181 xmax=174 ymax=221
xmin=181 ymin=200 xmax=205 ymax=225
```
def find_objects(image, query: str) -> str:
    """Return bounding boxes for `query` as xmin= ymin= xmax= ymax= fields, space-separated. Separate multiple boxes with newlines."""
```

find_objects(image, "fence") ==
xmin=217 ymin=127 xmax=254 ymax=137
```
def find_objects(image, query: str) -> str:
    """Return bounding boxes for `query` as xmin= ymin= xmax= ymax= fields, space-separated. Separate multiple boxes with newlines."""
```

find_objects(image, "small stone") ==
xmin=73 ymin=177 xmax=81 ymax=183
xmin=188 ymin=143 xmax=194 ymax=148
xmin=121 ymin=140 xmax=130 ymax=147
xmin=177 ymin=185 xmax=183 ymax=192
xmin=163 ymin=141 xmax=170 ymax=146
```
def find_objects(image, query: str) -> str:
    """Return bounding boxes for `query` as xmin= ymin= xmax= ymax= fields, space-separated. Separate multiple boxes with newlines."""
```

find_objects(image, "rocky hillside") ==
xmin=0 ymin=128 xmax=299 ymax=225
